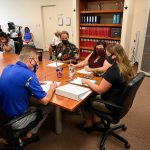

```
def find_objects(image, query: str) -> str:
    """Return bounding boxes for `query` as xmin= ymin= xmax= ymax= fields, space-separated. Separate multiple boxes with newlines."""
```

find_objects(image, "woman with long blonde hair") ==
xmin=79 ymin=43 xmax=134 ymax=129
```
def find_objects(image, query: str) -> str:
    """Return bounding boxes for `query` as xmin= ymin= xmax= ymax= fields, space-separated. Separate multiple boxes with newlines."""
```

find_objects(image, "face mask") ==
xmin=96 ymin=48 xmax=105 ymax=56
xmin=62 ymin=40 xmax=68 ymax=45
xmin=106 ymin=54 xmax=114 ymax=64
xmin=33 ymin=63 xmax=38 ymax=73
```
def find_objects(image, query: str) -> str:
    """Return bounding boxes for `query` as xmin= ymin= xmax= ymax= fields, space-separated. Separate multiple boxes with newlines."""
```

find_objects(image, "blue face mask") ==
xmin=33 ymin=63 xmax=38 ymax=73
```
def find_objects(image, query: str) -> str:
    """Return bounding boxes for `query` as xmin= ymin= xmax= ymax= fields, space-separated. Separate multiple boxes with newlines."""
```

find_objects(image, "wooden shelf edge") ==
xmin=80 ymin=36 xmax=121 ymax=40
xmin=80 ymin=24 xmax=122 ymax=27
xmin=80 ymin=10 xmax=123 ymax=14
xmin=80 ymin=47 xmax=94 ymax=50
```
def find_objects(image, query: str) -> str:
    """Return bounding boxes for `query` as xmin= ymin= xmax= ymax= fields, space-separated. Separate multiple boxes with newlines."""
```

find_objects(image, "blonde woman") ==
xmin=80 ymin=43 xmax=134 ymax=129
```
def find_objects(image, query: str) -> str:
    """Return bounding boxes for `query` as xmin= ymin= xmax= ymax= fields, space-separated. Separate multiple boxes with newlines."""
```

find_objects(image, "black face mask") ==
xmin=96 ymin=48 xmax=105 ymax=56
xmin=106 ymin=54 xmax=114 ymax=64
xmin=33 ymin=63 xmax=38 ymax=73
xmin=62 ymin=40 xmax=68 ymax=45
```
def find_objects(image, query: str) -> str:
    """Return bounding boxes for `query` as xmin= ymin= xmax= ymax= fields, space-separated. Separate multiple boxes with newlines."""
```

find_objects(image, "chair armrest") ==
xmin=7 ymin=108 xmax=42 ymax=126
xmin=99 ymin=100 xmax=122 ymax=110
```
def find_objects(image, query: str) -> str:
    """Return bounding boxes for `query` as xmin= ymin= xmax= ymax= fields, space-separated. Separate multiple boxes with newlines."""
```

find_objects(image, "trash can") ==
xmin=36 ymin=48 xmax=43 ymax=61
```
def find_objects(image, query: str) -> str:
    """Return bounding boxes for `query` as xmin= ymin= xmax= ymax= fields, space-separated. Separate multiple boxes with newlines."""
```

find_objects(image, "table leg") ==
xmin=55 ymin=106 xmax=62 ymax=134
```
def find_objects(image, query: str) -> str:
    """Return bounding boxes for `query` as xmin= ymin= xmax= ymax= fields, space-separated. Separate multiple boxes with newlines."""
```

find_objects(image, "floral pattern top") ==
xmin=55 ymin=42 xmax=78 ymax=63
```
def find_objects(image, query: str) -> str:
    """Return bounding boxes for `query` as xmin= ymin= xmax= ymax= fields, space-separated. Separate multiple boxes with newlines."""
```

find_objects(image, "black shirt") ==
xmin=101 ymin=63 xmax=125 ymax=110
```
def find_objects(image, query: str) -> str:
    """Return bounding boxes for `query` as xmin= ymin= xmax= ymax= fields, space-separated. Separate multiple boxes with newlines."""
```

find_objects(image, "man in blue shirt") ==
xmin=0 ymin=45 xmax=57 ymax=138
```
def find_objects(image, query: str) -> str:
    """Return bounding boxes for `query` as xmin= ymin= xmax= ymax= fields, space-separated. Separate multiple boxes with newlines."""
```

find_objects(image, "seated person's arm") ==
xmin=73 ymin=53 xmax=92 ymax=68
xmin=69 ymin=45 xmax=79 ymax=64
xmin=3 ymin=39 xmax=14 ymax=52
xmin=28 ymin=76 xmax=57 ymax=105
xmin=85 ymin=59 xmax=112 ymax=72
xmin=39 ymin=83 xmax=57 ymax=105
xmin=30 ymin=33 xmax=34 ymax=42
xmin=82 ymin=78 xmax=111 ymax=95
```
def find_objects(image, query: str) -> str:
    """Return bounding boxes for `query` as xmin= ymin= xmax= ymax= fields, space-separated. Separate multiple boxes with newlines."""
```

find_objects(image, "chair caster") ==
xmin=122 ymin=125 xmax=127 ymax=131
xmin=100 ymin=146 xmax=105 ymax=150
xmin=125 ymin=143 xmax=131 ymax=149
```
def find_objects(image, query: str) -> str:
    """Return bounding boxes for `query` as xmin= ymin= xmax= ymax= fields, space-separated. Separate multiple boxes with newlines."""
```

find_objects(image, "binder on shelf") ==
xmin=112 ymin=14 xmax=117 ymax=24
xmin=116 ymin=14 xmax=120 ymax=24
xmin=56 ymin=84 xmax=91 ymax=101
xmin=91 ymin=16 xmax=95 ymax=24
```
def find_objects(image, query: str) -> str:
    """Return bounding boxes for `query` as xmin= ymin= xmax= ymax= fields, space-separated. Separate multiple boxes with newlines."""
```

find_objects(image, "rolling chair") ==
xmin=88 ymin=72 xmax=145 ymax=150
xmin=0 ymin=107 xmax=43 ymax=150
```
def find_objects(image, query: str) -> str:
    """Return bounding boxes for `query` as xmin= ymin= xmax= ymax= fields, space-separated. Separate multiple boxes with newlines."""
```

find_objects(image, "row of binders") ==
xmin=80 ymin=27 xmax=111 ymax=37
xmin=81 ymin=15 xmax=100 ymax=24
xmin=80 ymin=38 xmax=120 ymax=48
xmin=112 ymin=14 xmax=121 ymax=24
xmin=80 ymin=50 xmax=92 ymax=58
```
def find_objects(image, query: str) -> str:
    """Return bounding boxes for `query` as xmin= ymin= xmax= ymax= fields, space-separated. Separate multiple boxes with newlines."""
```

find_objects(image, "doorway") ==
xmin=42 ymin=5 xmax=57 ymax=51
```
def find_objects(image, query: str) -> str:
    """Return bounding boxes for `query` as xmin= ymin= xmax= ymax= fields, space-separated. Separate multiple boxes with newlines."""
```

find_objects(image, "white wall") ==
xmin=0 ymin=0 xmax=75 ymax=50
xmin=129 ymin=0 xmax=150 ymax=63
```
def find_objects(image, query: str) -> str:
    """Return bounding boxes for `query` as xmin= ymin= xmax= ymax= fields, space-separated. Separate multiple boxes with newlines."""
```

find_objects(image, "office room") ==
xmin=0 ymin=0 xmax=150 ymax=150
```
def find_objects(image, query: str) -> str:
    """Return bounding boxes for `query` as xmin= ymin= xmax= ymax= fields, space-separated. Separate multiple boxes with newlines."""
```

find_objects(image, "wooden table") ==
xmin=0 ymin=53 xmax=100 ymax=134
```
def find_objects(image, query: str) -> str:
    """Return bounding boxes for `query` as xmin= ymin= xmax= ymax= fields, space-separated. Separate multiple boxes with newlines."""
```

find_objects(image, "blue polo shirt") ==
xmin=0 ymin=61 xmax=46 ymax=117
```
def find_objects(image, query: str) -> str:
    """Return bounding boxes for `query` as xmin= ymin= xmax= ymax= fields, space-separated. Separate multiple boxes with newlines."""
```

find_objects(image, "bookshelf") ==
xmin=79 ymin=0 xmax=124 ymax=59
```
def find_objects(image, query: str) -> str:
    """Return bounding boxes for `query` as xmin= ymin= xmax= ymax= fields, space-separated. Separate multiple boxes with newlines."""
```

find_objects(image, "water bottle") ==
xmin=69 ymin=65 xmax=75 ymax=79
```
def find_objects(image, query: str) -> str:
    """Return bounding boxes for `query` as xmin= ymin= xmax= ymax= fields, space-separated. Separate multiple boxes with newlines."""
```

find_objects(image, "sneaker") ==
xmin=20 ymin=134 xmax=39 ymax=146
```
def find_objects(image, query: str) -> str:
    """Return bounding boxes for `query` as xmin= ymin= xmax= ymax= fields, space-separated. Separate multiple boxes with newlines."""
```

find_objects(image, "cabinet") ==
xmin=79 ymin=0 xmax=124 ymax=59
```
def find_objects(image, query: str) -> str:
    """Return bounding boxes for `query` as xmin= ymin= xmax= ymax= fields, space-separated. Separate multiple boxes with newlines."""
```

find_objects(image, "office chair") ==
xmin=88 ymin=72 xmax=145 ymax=150
xmin=0 ymin=107 xmax=43 ymax=150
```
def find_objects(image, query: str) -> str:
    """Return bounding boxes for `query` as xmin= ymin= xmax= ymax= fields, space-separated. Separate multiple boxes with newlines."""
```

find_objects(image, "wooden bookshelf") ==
xmin=79 ymin=0 xmax=124 ymax=59
xmin=80 ymin=10 xmax=123 ymax=14
xmin=80 ymin=35 xmax=121 ymax=41
xmin=80 ymin=24 xmax=122 ymax=27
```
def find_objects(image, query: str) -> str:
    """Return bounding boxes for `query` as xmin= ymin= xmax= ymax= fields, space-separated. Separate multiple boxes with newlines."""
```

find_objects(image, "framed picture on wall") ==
xmin=66 ymin=17 xmax=71 ymax=26
xmin=58 ymin=17 xmax=63 ymax=26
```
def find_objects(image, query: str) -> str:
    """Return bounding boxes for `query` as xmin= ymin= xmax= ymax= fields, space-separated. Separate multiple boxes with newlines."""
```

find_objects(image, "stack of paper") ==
xmin=77 ymin=68 xmax=92 ymax=74
xmin=56 ymin=84 xmax=91 ymax=101
xmin=41 ymin=81 xmax=61 ymax=92
xmin=47 ymin=62 xmax=64 ymax=67
xmin=70 ymin=77 xmax=97 ymax=87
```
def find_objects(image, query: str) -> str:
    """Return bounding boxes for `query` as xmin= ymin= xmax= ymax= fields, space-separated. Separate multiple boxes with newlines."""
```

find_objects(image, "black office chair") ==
xmin=88 ymin=72 xmax=145 ymax=150
xmin=0 ymin=107 xmax=43 ymax=150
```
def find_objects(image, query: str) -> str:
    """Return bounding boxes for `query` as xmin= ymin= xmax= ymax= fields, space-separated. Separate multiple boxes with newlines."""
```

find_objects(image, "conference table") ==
xmin=0 ymin=53 xmax=100 ymax=134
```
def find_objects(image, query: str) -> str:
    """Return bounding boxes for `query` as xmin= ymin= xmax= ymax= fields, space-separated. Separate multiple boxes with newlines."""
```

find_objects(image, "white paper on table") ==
xmin=47 ymin=62 xmax=64 ymax=67
xmin=70 ymin=77 xmax=97 ymax=87
xmin=41 ymin=81 xmax=61 ymax=92
xmin=77 ymin=68 xmax=92 ymax=74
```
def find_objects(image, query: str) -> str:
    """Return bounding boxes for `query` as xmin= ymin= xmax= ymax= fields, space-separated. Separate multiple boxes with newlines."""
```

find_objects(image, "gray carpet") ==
xmin=25 ymin=76 xmax=150 ymax=150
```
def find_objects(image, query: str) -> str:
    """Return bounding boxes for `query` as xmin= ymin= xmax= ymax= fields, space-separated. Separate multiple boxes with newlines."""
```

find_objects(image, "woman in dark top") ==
xmin=73 ymin=41 xmax=105 ymax=68
xmin=80 ymin=43 xmax=134 ymax=128
xmin=72 ymin=40 xmax=112 ymax=73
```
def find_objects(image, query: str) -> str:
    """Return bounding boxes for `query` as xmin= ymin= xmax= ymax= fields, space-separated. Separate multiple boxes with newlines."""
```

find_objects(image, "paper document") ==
xmin=56 ymin=84 xmax=91 ymax=101
xmin=47 ymin=62 xmax=64 ymax=67
xmin=70 ymin=77 xmax=97 ymax=87
xmin=77 ymin=68 xmax=92 ymax=75
xmin=41 ymin=81 xmax=61 ymax=92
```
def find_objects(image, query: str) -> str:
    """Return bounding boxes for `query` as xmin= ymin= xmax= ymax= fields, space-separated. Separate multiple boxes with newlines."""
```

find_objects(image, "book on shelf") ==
xmin=56 ymin=84 xmax=91 ymax=101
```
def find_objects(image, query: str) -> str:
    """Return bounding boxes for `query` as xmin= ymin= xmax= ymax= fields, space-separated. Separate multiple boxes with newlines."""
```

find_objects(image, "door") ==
xmin=42 ymin=5 xmax=57 ymax=51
